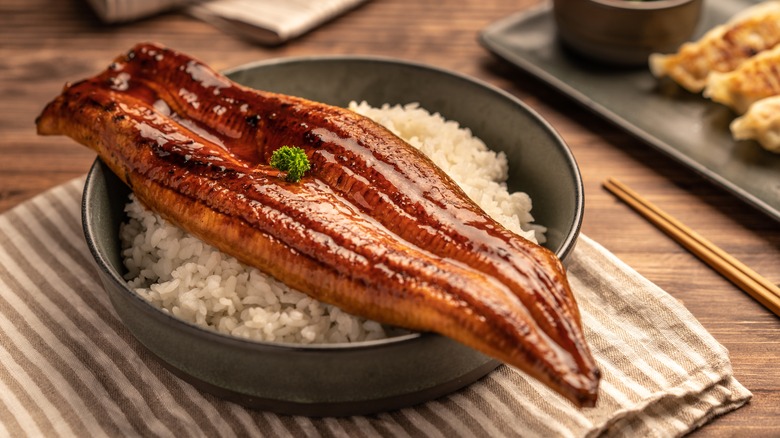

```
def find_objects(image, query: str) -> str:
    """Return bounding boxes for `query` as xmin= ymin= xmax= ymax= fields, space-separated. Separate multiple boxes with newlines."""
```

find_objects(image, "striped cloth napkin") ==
xmin=84 ymin=0 xmax=369 ymax=44
xmin=0 ymin=177 xmax=751 ymax=437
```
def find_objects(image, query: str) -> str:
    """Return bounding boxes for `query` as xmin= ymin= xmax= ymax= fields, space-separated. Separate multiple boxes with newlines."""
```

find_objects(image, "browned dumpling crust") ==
xmin=704 ymin=44 xmax=780 ymax=113
xmin=650 ymin=1 xmax=780 ymax=93
xmin=731 ymin=95 xmax=780 ymax=152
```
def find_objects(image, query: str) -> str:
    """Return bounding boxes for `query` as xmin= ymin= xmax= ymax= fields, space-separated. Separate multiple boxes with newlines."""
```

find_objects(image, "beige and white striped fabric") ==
xmin=0 ymin=177 xmax=751 ymax=437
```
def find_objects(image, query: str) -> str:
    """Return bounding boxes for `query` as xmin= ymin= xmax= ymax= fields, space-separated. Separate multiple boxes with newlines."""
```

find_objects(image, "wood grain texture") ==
xmin=2 ymin=0 xmax=778 ymax=434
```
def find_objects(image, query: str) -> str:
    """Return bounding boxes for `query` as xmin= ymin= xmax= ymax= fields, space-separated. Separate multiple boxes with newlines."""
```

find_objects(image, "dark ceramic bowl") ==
xmin=82 ymin=56 xmax=584 ymax=416
xmin=553 ymin=0 xmax=703 ymax=66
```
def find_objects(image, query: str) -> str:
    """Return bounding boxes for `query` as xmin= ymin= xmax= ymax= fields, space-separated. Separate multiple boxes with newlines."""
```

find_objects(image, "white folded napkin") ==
xmin=189 ymin=0 xmax=369 ymax=45
xmin=85 ymin=0 xmax=368 ymax=44
xmin=0 ymin=177 xmax=750 ymax=437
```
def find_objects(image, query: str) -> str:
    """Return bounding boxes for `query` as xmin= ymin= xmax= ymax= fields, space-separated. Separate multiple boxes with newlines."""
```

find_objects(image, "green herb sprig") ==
xmin=269 ymin=146 xmax=311 ymax=183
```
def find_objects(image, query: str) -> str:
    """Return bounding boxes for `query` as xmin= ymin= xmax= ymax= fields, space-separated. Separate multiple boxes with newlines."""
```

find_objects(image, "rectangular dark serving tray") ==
xmin=480 ymin=1 xmax=780 ymax=222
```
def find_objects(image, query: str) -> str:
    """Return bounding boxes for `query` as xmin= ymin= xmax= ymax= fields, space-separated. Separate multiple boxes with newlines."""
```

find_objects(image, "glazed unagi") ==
xmin=36 ymin=43 xmax=600 ymax=406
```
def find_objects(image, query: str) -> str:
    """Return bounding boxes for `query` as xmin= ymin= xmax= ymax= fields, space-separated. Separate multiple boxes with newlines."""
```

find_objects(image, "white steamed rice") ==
xmin=120 ymin=101 xmax=545 ymax=344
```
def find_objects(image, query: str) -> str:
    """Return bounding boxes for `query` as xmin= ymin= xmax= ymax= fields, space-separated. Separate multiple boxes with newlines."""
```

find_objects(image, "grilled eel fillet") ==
xmin=36 ymin=43 xmax=600 ymax=407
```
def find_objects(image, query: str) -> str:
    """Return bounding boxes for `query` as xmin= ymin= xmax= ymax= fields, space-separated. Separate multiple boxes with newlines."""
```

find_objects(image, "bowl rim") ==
xmin=83 ymin=54 xmax=584 ymax=353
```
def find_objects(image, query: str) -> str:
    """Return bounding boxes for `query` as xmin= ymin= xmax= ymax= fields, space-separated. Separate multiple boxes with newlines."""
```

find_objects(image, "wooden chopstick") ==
xmin=603 ymin=177 xmax=780 ymax=317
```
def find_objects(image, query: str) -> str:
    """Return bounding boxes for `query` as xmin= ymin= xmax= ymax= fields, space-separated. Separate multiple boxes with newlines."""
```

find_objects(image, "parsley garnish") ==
xmin=269 ymin=146 xmax=311 ymax=183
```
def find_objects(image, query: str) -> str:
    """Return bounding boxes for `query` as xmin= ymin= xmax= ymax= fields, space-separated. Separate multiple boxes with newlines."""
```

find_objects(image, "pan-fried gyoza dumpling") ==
xmin=704 ymin=44 xmax=780 ymax=113
xmin=730 ymin=95 xmax=780 ymax=152
xmin=649 ymin=1 xmax=780 ymax=93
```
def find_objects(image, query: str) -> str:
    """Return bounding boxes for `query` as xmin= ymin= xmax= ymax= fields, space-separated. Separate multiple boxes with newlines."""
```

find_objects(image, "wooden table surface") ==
xmin=3 ymin=0 xmax=779 ymax=435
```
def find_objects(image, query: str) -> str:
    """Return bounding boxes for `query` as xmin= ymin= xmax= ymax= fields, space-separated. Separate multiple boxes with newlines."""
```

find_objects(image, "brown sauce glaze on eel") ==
xmin=36 ymin=42 xmax=600 ymax=407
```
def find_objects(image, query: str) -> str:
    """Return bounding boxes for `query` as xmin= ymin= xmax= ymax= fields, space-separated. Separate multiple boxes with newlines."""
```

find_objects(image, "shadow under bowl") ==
xmin=82 ymin=56 xmax=584 ymax=416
